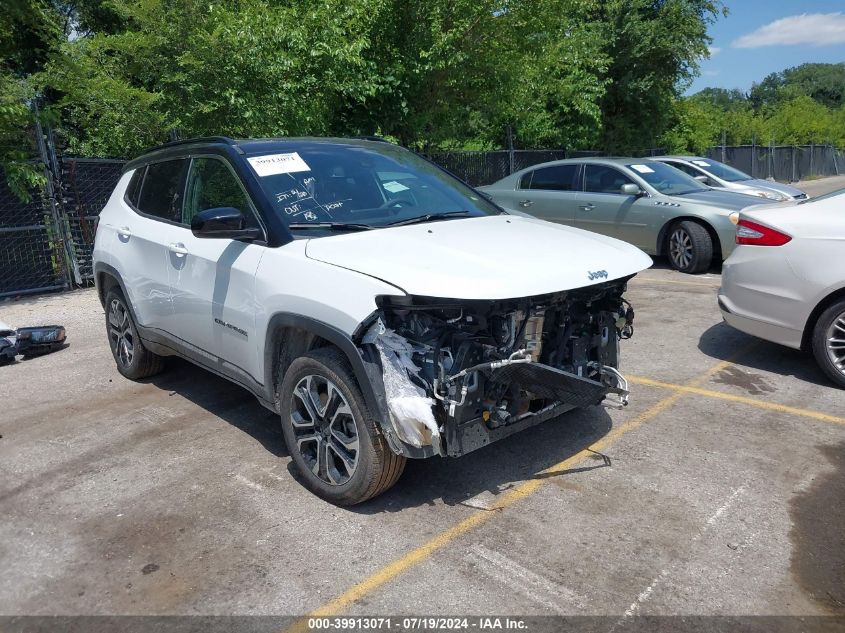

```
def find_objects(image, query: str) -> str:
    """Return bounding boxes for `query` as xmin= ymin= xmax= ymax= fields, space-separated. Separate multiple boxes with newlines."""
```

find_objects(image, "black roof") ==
xmin=125 ymin=135 xmax=398 ymax=172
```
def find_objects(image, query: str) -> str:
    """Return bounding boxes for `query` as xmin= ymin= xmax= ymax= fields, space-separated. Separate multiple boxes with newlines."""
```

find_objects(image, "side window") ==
xmin=584 ymin=165 xmax=635 ymax=194
xmin=519 ymin=171 xmax=533 ymax=189
xmin=526 ymin=164 xmax=578 ymax=191
xmin=671 ymin=162 xmax=703 ymax=178
xmin=183 ymin=158 xmax=257 ymax=226
xmin=125 ymin=168 xmax=145 ymax=207
xmin=136 ymin=159 xmax=188 ymax=222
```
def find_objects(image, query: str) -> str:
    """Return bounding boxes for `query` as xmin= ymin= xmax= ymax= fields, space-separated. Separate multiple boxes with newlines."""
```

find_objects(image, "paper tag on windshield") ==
xmin=248 ymin=153 xmax=310 ymax=177
xmin=383 ymin=180 xmax=410 ymax=193
xmin=630 ymin=164 xmax=654 ymax=174
xmin=692 ymin=160 xmax=711 ymax=167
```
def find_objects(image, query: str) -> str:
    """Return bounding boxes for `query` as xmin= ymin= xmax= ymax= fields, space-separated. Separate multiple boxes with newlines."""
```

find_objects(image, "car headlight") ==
xmin=752 ymin=190 xmax=786 ymax=201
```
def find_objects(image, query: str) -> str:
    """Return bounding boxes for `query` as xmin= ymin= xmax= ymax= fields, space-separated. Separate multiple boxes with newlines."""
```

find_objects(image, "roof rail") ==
xmin=351 ymin=135 xmax=393 ymax=144
xmin=139 ymin=136 xmax=237 ymax=155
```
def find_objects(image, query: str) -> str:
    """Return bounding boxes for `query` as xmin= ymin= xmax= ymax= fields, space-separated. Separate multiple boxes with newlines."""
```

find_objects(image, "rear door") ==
xmin=515 ymin=164 xmax=580 ymax=224
xmin=166 ymin=156 xmax=266 ymax=382
xmin=115 ymin=159 xmax=189 ymax=331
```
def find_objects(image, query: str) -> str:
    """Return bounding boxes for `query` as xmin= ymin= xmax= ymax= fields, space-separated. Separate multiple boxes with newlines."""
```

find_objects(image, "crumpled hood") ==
xmin=305 ymin=215 xmax=652 ymax=300
xmin=673 ymin=189 xmax=767 ymax=211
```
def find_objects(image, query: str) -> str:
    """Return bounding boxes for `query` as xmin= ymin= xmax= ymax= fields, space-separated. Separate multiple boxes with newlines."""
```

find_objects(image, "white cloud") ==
xmin=708 ymin=46 xmax=721 ymax=55
xmin=732 ymin=12 xmax=845 ymax=48
xmin=703 ymin=70 xmax=721 ymax=77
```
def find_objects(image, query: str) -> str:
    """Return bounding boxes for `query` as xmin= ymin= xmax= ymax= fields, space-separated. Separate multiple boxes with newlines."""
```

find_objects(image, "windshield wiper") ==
xmin=385 ymin=211 xmax=472 ymax=227
xmin=288 ymin=222 xmax=374 ymax=232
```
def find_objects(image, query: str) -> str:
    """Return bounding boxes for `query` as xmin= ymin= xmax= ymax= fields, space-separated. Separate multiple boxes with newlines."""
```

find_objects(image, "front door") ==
xmin=166 ymin=156 xmax=266 ymax=383
xmin=574 ymin=164 xmax=639 ymax=241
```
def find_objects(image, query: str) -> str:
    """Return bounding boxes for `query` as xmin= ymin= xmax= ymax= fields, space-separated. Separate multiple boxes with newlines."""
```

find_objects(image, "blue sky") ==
xmin=686 ymin=0 xmax=845 ymax=95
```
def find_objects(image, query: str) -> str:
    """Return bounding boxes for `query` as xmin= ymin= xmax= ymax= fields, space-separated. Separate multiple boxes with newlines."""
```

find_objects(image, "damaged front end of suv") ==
xmin=356 ymin=277 xmax=636 ymax=458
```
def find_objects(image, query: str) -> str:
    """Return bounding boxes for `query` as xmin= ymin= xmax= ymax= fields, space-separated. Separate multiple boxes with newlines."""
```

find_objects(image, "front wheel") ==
xmin=279 ymin=347 xmax=406 ymax=505
xmin=811 ymin=299 xmax=845 ymax=389
xmin=666 ymin=220 xmax=713 ymax=274
xmin=104 ymin=288 xmax=165 ymax=380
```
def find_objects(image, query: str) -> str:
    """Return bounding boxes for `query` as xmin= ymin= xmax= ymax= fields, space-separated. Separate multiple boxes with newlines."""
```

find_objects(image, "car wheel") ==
xmin=811 ymin=299 xmax=845 ymax=389
xmin=667 ymin=220 xmax=713 ymax=274
xmin=104 ymin=288 xmax=165 ymax=380
xmin=279 ymin=347 xmax=406 ymax=505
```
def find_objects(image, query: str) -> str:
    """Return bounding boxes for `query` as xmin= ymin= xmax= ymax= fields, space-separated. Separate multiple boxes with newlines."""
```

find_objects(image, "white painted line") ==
xmin=623 ymin=569 xmax=668 ymax=617
xmin=233 ymin=473 xmax=264 ymax=490
xmin=615 ymin=485 xmax=746 ymax=624
xmin=467 ymin=544 xmax=587 ymax=612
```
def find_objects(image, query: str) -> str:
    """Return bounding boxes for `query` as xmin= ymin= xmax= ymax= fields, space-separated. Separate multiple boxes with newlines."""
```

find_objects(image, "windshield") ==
xmin=245 ymin=141 xmax=500 ymax=230
xmin=687 ymin=158 xmax=751 ymax=182
xmin=625 ymin=161 xmax=710 ymax=196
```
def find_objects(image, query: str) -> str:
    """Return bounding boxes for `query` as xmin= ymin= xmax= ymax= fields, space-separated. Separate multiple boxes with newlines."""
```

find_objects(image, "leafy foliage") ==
xmin=664 ymin=63 xmax=845 ymax=152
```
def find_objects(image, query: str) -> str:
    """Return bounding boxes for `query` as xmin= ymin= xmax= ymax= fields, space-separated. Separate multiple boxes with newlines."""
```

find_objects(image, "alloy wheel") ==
xmin=290 ymin=375 xmax=360 ymax=486
xmin=108 ymin=298 xmax=134 ymax=368
xmin=825 ymin=310 xmax=845 ymax=376
xmin=669 ymin=228 xmax=694 ymax=270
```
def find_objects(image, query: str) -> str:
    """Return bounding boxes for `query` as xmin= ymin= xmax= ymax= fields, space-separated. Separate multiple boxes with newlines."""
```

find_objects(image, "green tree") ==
xmin=750 ymin=63 xmax=845 ymax=110
xmin=593 ymin=0 xmax=725 ymax=153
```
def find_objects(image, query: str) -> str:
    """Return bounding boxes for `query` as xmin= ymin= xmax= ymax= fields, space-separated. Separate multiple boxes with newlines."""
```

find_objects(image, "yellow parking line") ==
xmin=628 ymin=375 xmax=845 ymax=426
xmin=283 ymin=357 xmax=740 ymax=631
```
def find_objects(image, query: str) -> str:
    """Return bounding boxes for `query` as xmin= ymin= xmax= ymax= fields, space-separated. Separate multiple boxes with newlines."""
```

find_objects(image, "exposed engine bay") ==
xmin=360 ymin=277 xmax=635 ymax=458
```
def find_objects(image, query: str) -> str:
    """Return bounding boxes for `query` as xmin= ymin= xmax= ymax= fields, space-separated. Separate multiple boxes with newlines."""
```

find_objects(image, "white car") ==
xmin=92 ymin=137 xmax=651 ymax=504
xmin=719 ymin=188 xmax=845 ymax=388
xmin=652 ymin=156 xmax=807 ymax=202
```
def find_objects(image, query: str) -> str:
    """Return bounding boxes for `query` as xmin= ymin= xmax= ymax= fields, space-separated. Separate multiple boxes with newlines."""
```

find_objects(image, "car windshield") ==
xmin=625 ymin=161 xmax=710 ymax=196
xmin=686 ymin=158 xmax=751 ymax=182
xmin=246 ymin=141 xmax=500 ymax=230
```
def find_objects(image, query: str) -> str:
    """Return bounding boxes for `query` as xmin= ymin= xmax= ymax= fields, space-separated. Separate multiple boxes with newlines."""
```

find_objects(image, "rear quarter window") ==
xmin=124 ymin=168 xmax=145 ymax=207
xmin=135 ymin=159 xmax=189 ymax=223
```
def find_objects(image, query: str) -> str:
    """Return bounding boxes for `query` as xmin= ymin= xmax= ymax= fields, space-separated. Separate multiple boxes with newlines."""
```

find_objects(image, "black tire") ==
xmin=666 ymin=220 xmax=713 ymax=274
xmin=279 ymin=347 xmax=406 ymax=505
xmin=104 ymin=288 xmax=165 ymax=380
xmin=811 ymin=299 xmax=845 ymax=389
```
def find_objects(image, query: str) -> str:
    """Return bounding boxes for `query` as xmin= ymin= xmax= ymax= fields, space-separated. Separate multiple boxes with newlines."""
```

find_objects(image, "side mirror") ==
xmin=620 ymin=183 xmax=643 ymax=197
xmin=191 ymin=207 xmax=261 ymax=241
xmin=694 ymin=175 xmax=710 ymax=184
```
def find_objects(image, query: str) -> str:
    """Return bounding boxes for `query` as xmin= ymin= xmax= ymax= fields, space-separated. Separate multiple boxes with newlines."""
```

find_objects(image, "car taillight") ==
xmin=735 ymin=219 xmax=792 ymax=246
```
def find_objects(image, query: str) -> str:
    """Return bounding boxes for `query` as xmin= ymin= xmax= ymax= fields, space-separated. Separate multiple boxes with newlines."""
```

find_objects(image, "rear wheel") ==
xmin=104 ymin=288 xmax=165 ymax=380
xmin=666 ymin=220 xmax=713 ymax=274
xmin=279 ymin=347 xmax=405 ymax=505
xmin=812 ymin=299 xmax=845 ymax=389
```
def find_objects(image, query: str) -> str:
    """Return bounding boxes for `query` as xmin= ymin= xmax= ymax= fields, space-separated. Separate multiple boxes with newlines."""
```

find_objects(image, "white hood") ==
xmin=305 ymin=215 xmax=652 ymax=300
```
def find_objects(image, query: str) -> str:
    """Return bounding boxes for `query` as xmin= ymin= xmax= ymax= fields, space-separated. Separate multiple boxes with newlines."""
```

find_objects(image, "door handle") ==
xmin=579 ymin=203 xmax=595 ymax=211
xmin=168 ymin=242 xmax=188 ymax=256
xmin=519 ymin=200 xmax=533 ymax=208
xmin=118 ymin=226 xmax=132 ymax=238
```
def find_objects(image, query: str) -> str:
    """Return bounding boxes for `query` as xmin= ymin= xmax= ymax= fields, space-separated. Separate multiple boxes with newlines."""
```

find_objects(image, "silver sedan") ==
xmin=719 ymin=188 xmax=845 ymax=388
xmin=480 ymin=157 xmax=764 ymax=274
xmin=651 ymin=156 xmax=807 ymax=201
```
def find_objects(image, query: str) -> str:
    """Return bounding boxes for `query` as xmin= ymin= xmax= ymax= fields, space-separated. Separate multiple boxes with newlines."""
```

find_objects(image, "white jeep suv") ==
xmin=93 ymin=137 xmax=651 ymax=505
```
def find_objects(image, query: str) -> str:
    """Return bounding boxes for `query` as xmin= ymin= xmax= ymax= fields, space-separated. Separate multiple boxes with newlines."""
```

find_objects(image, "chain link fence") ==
xmin=0 ymin=134 xmax=842 ymax=298
xmin=0 ymin=173 xmax=68 ymax=298
xmin=425 ymin=148 xmax=665 ymax=186
xmin=60 ymin=158 xmax=125 ymax=283
xmin=705 ymin=144 xmax=843 ymax=183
